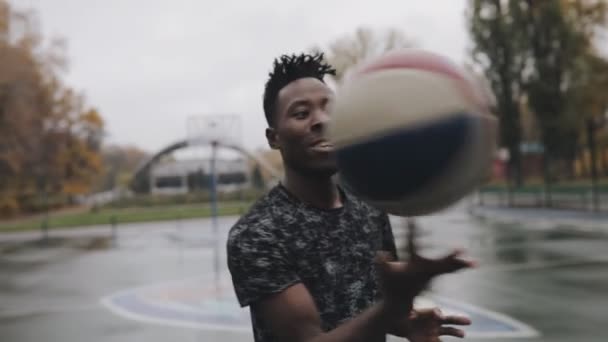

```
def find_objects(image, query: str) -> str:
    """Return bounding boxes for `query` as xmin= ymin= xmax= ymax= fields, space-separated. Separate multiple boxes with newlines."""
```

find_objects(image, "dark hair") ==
xmin=263 ymin=52 xmax=336 ymax=127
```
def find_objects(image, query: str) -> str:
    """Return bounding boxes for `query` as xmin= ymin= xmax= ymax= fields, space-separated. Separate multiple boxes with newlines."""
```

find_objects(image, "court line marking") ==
xmin=99 ymin=276 xmax=252 ymax=333
xmin=429 ymin=295 xmax=540 ymax=339
xmin=100 ymin=296 xmax=252 ymax=333
xmin=100 ymin=276 xmax=541 ymax=338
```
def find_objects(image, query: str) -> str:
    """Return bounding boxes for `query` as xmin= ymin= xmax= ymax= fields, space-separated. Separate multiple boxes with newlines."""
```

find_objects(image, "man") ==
xmin=227 ymin=52 xmax=474 ymax=342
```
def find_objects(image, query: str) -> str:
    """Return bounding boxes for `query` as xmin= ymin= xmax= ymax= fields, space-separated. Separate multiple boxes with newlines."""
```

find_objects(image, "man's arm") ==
xmin=253 ymin=220 xmax=475 ymax=342
xmin=254 ymin=283 xmax=393 ymax=342
xmin=254 ymin=275 xmax=472 ymax=342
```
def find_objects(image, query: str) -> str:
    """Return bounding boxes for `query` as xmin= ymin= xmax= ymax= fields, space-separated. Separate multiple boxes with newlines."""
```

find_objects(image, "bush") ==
xmin=0 ymin=192 xmax=71 ymax=219
xmin=0 ymin=198 xmax=20 ymax=218
xmin=18 ymin=194 xmax=69 ymax=213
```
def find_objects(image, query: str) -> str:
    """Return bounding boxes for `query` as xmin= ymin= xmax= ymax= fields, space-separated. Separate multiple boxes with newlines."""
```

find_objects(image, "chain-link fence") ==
xmin=476 ymin=183 xmax=608 ymax=212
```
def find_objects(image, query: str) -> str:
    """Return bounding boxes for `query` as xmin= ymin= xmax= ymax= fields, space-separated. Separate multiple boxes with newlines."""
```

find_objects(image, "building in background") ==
xmin=150 ymin=158 xmax=249 ymax=195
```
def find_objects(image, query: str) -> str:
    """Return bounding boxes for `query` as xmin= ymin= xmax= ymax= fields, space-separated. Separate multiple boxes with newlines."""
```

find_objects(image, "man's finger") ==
xmin=444 ymin=249 xmax=478 ymax=268
xmin=439 ymin=326 xmax=466 ymax=338
xmin=444 ymin=248 xmax=465 ymax=259
xmin=453 ymin=258 xmax=477 ymax=271
xmin=422 ymin=250 xmax=476 ymax=276
xmin=442 ymin=315 xmax=472 ymax=326
xmin=422 ymin=257 xmax=474 ymax=278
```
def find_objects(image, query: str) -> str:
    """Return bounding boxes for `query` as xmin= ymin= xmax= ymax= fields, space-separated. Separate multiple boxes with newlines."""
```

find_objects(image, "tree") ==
xmin=467 ymin=0 xmax=530 ymax=187
xmin=467 ymin=0 xmax=608 ymax=184
xmin=311 ymin=27 xmax=416 ymax=84
xmin=524 ymin=0 xmax=607 ymax=185
xmin=96 ymin=144 xmax=150 ymax=191
xmin=0 ymin=1 xmax=105 ymax=216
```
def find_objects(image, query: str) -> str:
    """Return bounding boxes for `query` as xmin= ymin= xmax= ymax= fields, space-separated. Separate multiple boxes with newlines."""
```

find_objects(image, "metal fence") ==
xmin=476 ymin=185 xmax=608 ymax=212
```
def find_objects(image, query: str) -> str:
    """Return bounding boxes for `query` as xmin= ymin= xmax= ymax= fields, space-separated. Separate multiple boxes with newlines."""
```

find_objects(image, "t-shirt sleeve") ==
xmin=226 ymin=224 xmax=300 ymax=308
xmin=380 ymin=214 xmax=399 ymax=261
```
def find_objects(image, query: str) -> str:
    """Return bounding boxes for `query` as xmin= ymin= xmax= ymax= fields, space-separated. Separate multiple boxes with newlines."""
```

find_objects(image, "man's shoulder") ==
xmin=227 ymin=185 xmax=292 ymax=245
xmin=343 ymin=187 xmax=387 ymax=218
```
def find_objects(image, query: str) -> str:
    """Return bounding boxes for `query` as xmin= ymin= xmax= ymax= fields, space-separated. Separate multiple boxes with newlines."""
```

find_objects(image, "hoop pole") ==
xmin=210 ymin=141 xmax=220 ymax=292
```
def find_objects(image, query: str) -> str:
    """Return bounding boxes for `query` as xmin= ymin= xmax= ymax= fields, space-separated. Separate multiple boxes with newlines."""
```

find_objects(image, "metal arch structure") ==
xmin=129 ymin=137 xmax=281 ymax=194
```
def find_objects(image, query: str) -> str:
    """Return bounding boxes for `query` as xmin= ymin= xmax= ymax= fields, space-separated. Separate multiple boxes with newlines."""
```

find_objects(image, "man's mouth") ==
xmin=310 ymin=140 xmax=334 ymax=152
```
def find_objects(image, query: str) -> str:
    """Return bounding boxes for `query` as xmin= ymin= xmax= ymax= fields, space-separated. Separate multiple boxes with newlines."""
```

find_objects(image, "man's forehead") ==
xmin=278 ymin=77 xmax=334 ymax=104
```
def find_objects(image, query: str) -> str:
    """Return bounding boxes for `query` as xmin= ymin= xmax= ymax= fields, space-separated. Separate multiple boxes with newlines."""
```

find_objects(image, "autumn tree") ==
xmin=311 ymin=27 xmax=416 ymax=84
xmin=96 ymin=144 xmax=150 ymax=191
xmin=0 ymin=1 xmax=104 ymax=217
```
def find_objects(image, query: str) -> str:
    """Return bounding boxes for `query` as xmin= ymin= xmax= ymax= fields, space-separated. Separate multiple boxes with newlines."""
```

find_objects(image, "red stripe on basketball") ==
xmin=350 ymin=49 xmax=490 ymax=113
xmin=352 ymin=49 xmax=467 ymax=83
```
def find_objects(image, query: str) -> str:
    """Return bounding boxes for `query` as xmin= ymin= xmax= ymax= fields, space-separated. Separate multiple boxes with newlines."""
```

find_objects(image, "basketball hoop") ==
xmin=185 ymin=114 xmax=244 ymax=293
xmin=186 ymin=114 xmax=242 ymax=148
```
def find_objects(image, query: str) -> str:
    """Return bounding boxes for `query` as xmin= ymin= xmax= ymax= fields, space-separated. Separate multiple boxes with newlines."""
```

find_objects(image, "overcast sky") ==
xmin=17 ymin=0 xmax=472 ymax=154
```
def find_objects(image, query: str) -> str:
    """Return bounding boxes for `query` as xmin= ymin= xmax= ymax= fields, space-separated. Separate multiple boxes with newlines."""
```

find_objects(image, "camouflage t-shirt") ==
xmin=226 ymin=183 xmax=398 ymax=342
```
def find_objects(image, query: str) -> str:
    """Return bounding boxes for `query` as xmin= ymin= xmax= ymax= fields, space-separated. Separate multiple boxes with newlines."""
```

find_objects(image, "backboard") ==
xmin=186 ymin=114 xmax=242 ymax=148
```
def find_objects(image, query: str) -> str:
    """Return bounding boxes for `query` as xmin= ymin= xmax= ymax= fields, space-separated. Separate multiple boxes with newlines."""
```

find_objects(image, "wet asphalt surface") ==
xmin=1 ymin=203 xmax=606 ymax=342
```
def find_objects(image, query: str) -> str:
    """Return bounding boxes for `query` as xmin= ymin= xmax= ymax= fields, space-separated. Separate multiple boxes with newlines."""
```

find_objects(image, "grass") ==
xmin=0 ymin=201 xmax=253 ymax=233
xmin=5 ymin=178 xmax=606 ymax=233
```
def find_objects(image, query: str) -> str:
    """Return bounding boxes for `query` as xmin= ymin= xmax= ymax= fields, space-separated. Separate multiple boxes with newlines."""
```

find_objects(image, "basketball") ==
xmin=328 ymin=49 xmax=498 ymax=216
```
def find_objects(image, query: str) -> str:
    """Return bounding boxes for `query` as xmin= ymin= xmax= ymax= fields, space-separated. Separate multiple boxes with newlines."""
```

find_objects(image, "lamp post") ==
xmin=586 ymin=108 xmax=608 ymax=212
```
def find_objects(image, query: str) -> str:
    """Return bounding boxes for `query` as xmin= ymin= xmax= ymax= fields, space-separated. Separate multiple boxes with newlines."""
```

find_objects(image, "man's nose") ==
xmin=311 ymin=109 xmax=330 ymax=133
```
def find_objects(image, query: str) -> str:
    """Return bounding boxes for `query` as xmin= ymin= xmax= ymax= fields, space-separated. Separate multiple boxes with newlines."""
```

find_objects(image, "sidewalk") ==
xmin=470 ymin=205 xmax=608 ymax=231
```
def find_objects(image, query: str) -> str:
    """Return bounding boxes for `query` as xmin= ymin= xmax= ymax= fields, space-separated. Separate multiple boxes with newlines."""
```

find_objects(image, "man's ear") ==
xmin=266 ymin=127 xmax=279 ymax=150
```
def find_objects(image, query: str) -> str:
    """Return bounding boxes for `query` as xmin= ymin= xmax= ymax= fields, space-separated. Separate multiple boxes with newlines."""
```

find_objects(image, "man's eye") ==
xmin=294 ymin=111 xmax=308 ymax=119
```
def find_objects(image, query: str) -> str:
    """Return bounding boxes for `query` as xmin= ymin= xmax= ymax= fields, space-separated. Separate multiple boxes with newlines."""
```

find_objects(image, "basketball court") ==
xmin=1 ymin=202 xmax=606 ymax=341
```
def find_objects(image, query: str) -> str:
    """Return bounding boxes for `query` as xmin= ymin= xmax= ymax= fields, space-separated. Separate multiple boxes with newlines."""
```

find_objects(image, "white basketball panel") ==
xmin=329 ymin=69 xmax=478 ymax=148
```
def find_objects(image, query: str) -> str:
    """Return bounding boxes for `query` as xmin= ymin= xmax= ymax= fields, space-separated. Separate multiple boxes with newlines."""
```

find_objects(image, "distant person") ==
xmin=226 ymin=52 xmax=474 ymax=342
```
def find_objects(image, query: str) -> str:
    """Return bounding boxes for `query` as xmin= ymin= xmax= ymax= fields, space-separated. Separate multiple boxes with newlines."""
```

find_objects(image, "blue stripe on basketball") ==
xmin=336 ymin=112 xmax=475 ymax=200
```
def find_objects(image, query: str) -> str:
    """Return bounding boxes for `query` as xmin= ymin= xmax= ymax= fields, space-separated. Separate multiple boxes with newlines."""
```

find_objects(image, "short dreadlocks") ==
xmin=263 ymin=52 xmax=336 ymax=127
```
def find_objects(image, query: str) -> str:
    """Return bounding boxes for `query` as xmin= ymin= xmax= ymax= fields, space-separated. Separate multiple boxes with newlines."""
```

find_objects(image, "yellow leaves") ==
xmin=0 ymin=196 xmax=19 ymax=217
xmin=0 ymin=0 xmax=106 ymax=217
xmin=80 ymin=108 xmax=104 ymax=128
xmin=63 ymin=138 xmax=103 ymax=177
xmin=62 ymin=180 xmax=89 ymax=196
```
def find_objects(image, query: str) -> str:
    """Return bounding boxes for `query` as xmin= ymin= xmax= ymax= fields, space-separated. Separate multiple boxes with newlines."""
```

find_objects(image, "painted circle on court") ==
xmin=101 ymin=276 xmax=539 ymax=338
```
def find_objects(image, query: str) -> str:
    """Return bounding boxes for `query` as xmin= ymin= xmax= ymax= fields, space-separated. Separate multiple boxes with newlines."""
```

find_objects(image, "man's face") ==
xmin=266 ymin=77 xmax=337 ymax=176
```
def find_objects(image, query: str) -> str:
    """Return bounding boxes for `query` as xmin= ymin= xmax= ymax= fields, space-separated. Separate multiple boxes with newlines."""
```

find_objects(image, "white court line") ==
xmin=100 ymin=275 xmax=542 ymax=339
xmin=429 ymin=295 xmax=540 ymax=339
xmin=99 ymin=295 xmax=252 ymax=333
xmin=99 ymin=275 xmax=252 ymax=333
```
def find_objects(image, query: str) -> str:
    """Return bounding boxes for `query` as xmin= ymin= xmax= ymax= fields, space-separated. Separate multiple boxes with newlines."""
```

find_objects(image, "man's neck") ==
xmin=282 ymin=168 xmax=343 ymax=209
